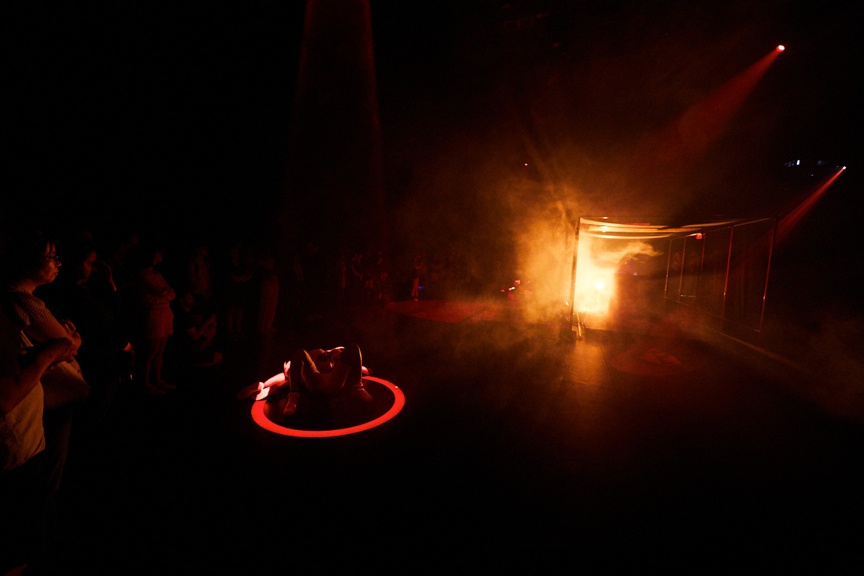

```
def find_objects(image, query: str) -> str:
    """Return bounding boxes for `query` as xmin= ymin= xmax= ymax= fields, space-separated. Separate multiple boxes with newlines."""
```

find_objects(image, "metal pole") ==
xmin=720 ymin=224 xmax=735 ymax=327
xmin=664 ymin=237 xmax=672 ymax=301
xmin=568 ymin=219 xmax=579 ymax=334
xmin=677 ymin=238 xmax=686 ymax=302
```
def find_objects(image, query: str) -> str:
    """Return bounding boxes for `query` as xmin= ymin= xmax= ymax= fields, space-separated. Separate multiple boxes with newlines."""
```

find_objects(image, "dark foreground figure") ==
xmin=237 ymin=343 xmax=373 ymax=416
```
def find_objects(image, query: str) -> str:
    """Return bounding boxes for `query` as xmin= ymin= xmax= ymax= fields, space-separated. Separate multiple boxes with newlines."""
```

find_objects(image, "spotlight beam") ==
xmin=624 ymin=45 xmax=786 ymax=193
xmin=775 ymin=166 xmax=846 ymax=245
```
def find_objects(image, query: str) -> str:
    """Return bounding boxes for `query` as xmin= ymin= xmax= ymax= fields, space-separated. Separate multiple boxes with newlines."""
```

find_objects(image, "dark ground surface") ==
xmin=44 ymin=295 xmax=864 ymax=574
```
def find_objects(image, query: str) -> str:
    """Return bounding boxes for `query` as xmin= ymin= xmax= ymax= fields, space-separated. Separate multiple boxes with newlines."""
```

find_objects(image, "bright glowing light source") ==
xmin=572 ymin=239 xmax=618 ymax=318
xmin=571 ymin=228 xmax=664 ymax=330
xmin=777 ymin=45 xmax=785 ymax=51
xmin=695 ymin=233 xmax=703 ymax=240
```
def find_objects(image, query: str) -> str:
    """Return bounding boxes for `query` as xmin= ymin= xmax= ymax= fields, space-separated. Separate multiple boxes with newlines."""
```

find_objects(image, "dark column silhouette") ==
xmin=278 ymin=0 xmax=387 ymax=258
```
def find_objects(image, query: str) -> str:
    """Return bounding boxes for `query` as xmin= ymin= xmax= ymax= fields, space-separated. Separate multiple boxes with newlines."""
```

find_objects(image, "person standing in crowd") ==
xmin=185 ymin=240 xmax=215 ymax=315
xmin=0 ymin=228 xmax=90 ymax=574
xmin=100 ymin=228 xmax=140 ymax=297
xmin=125 ymin=239 xmax=176 ymax=396
xmin=1 ymin=302 xmax=77 ymax=576
xmin=255 ymin=252 xmax=280 ymax=336
xmin=169 ymin=290 xmax=222 ymax=368
xmin=38 ymin=233 xmax=135 ymax=426
xmin=411 ymin=251 xmax=426 ymax=301
xmin=222 ymin=242 xmax=254 ymax=339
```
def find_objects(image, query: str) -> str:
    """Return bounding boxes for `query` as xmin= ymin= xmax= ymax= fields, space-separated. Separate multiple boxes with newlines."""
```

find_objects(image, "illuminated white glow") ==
xmin=572 ymin=221 xmax=663 ymax=323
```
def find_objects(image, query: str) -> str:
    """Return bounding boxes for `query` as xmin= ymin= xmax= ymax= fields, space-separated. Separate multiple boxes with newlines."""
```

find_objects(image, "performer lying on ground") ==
xmin=237 ymin=343 xmax=373 ymax=415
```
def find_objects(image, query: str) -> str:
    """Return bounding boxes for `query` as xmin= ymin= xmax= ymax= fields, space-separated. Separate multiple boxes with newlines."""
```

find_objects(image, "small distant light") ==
xmin=777 ymin=45 xmax=785 ymax=51
xmin=695 ymin=233 xmax=703 ymax=240
xmin=523 ymin=163 xmax=528 ymax=167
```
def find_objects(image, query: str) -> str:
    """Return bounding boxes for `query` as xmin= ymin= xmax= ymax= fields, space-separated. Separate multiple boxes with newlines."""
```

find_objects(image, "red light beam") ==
xmin=775 ymin=166 xmax=846 ymax=246
xmin=624 ymin=46 xmax=785 ymax=194
xmin=676 ymin=45 xmax=785 ymax=158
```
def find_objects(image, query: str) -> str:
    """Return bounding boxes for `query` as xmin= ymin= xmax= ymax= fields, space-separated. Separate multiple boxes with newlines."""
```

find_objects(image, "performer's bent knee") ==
xmin=339 ymin=343 xmax=362 ymax=366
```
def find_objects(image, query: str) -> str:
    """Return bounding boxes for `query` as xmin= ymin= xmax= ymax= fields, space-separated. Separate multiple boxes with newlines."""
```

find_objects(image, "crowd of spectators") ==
xmin=0 ymin=220 xmax=369 ymax=574
xmin=0 ymin=203 xmax=509 ymax=573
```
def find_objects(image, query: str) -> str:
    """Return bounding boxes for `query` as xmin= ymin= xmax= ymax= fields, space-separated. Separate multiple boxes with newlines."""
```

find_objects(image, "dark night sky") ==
xmin=5 ymin=1 xmax=860 ymax=265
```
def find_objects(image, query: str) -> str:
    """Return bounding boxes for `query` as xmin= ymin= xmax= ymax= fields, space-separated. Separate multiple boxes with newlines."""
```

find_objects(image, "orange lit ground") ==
xmin=385 ymin=296 xmax=562 ymax=325
xmin=50 ymin=297 xmax=863 ymax=572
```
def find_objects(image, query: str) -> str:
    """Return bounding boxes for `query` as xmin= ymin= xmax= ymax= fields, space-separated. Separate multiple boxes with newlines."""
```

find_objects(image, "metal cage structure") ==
xmin=568 ymin=216 xmax=776 ymax=343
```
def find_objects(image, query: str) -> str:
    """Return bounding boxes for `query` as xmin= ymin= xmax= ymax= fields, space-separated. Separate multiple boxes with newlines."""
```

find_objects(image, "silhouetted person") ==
xmin=1 ymin=228 xmax=89 ymax=575
xmin=38 ymin=233 xmax=135 ymax=427
xmin=169 ymin=291 xmax=222 ymax=368
xmin=1 ymin=301 xmax=76 ymax=576
xmin=237 ymin=343 xmax=373 ymax=416
xmin=222 ymin=243 xmax=254 ymax=339
xmin=125 ymin=240 xmax=176 ymax=395
xmin=255 ymin=253 xmax=280 ymax=335
xmin=184 ymin=239 xmax=215 ymax=315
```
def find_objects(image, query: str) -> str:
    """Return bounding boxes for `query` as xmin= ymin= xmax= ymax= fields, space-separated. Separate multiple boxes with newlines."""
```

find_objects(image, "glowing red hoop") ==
xmin=250 ymin=376 xmax=405 ymax=438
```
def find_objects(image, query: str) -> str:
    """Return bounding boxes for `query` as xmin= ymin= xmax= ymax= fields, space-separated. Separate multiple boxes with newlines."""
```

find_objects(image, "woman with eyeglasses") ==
xmin=0 ymin=230 xmax=83 ymax=358
xmin=37 ymin=232 xmax=137 ymax=423
xmin=0 ymin=227 xmax=90 ymax=397
xmin=0 ymin=227 xmax=90 ymax=571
